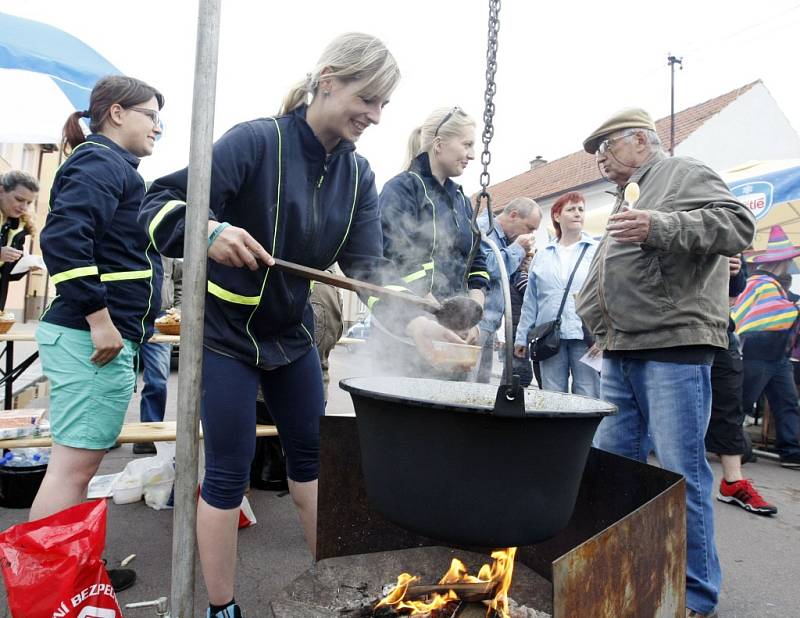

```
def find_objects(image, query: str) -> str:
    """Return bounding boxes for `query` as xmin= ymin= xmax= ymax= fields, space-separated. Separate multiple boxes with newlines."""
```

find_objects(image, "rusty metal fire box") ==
xmin=313 ymin=416 xmax=686 ymax=618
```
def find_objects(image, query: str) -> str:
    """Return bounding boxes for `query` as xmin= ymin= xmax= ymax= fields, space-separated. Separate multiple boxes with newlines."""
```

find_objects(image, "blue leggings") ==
xmin=200 ymin=346 xmax=324 ymax=509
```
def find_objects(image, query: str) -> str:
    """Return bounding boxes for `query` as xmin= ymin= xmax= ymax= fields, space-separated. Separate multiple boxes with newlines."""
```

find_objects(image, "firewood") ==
xmin=404 ymin=581 xmax=497 ymax=602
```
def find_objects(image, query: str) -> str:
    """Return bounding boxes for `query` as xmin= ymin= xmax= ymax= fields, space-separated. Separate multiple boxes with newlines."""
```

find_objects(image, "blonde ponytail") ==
xmin=278 ymin=32 xmax=400 ymax=116
xmin=279 ymin=75 xmax=315 ymax=116
xmin=402 ymin=127 xmax=423 ymax=171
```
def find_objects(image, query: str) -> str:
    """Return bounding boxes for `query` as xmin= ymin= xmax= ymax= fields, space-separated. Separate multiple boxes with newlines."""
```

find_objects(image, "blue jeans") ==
xmin=139 ymin=342 xmax=171 ymax=423
xmin=741 ymin=357 xmax=800 ymax=458
xmin=539 ymin=339 xmax=599 ymax=397
xmin=594 ymin=357 xmax=721 ymax=615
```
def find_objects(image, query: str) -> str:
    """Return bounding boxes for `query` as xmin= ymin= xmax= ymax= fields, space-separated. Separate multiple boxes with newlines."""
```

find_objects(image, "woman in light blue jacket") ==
xmin=513 ymin=192 xmax=599 ymax=396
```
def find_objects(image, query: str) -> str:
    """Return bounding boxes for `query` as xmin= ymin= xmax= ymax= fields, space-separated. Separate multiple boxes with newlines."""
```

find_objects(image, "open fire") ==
xmin=375 ymin=547 xmax=517 ymax=617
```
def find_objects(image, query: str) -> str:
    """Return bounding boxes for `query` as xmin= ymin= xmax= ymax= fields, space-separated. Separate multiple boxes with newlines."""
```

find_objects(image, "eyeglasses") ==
xmin=127 ymin=107 xmax=161 ymax=127
xmin=434 ymin=106 xmax=461 ymax=137
xmin=595 ymin=130 xmax=636 ymax=155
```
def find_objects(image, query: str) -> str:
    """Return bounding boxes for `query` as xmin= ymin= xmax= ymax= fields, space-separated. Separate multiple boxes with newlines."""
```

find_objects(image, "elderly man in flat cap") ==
xmin=575 ymin=108 xmax=755 ymax=618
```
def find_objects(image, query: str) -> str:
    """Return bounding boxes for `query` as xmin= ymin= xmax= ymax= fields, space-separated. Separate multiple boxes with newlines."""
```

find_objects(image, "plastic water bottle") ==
xmin=0 ymin=452 xmax=27 ymax=467
xmin=0 ymin=448 xmax=50 ymax=467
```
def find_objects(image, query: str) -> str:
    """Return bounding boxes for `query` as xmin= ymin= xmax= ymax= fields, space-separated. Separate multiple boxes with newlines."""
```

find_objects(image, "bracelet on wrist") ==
xmin=207 ymin=222 xmax=231 ymax=249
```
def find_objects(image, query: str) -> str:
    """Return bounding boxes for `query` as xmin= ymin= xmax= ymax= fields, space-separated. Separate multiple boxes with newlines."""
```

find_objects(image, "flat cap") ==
xmin=582 ymin=108 xmax=656 ymax=154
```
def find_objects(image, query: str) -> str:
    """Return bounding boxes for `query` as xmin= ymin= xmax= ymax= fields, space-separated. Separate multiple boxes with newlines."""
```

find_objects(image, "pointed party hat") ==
xmin=746 ymin=225 xmax=800 ymax=263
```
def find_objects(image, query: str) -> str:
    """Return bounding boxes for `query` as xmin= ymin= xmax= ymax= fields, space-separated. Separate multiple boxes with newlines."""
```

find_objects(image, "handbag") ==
xmin=529 ymin=243 xmax=589 ymax=362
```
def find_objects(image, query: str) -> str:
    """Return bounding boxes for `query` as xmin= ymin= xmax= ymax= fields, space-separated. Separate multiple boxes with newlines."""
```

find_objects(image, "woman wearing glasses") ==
xmin=140 ymin=34 xmax=462 ymax=618
xmin=30 ymin=75 xmax=165 ymax=593
xmin=378 ymin=107 xmax=489 ymax=371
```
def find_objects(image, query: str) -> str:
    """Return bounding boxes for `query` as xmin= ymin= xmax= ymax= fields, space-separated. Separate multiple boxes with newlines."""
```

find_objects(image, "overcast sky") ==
xmin=2 ymin=0 xmax=799 ymax=192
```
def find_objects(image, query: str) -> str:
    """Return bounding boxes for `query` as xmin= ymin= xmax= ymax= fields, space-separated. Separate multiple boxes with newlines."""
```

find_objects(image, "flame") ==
xmin=487 ymin=547 xmax=517 ymax=617
xmin=375 ymin=571 xmax=457 ymax=614
xmin=375 ymin=547 xmax=517 ymax=617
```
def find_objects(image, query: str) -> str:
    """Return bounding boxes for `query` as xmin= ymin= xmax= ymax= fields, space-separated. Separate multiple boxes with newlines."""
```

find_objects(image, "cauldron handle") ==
xmin=493 ymin=375 xmax=526 ymax=417
xmin=477 ymin=224 xmax=526 ymax=418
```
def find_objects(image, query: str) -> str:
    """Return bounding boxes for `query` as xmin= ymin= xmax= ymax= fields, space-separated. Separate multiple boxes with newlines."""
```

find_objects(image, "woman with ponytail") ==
xmin=30 ymin=75 xmax=164 ymax=593
xmin=140 ymin=33 xmax=464 ymax=618
xmin=378 ymin=107 xmax=489 ymax=370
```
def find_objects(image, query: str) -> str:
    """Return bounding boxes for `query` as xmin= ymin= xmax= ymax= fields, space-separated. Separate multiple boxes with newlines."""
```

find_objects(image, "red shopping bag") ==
xmin=0 ymin=499 xmax=122 ymax=617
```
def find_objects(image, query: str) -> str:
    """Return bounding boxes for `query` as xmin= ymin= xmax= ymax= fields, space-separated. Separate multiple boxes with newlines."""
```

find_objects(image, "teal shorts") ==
xmin=36 ymin=322 xmax=138 ymax=450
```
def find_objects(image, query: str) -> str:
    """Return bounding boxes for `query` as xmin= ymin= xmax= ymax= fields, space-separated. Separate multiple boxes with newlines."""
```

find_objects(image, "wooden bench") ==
xmin=0 ymin=421 xmax=278 ymax=449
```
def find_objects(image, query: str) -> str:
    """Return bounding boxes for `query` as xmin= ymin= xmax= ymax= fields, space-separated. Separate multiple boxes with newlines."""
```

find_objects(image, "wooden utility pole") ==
xmin=170 ymin=1 xmax=221 ymax=615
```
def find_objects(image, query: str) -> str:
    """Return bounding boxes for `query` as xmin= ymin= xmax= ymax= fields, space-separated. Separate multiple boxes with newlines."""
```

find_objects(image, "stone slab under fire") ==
xmin=270 ymin=546 xmax=552 ymax=618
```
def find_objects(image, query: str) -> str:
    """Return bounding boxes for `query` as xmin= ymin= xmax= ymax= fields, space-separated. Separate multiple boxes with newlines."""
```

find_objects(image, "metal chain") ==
xmin=478 ymin=0 xmax=501 ymax=205
xmin=464 ymin=0 xmax=501 ymax=288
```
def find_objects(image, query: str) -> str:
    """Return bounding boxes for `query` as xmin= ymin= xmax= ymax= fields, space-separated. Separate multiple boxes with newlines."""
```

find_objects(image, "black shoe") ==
xmin=779 ymin=454 xmax=800 ymax=469
xmin=133 ymin=441 xmax=157 ymax=455
xmin=208 ymin=603 xmax=243 ymax=618
xmin=107 ymin=568 xmax=137 ymax=592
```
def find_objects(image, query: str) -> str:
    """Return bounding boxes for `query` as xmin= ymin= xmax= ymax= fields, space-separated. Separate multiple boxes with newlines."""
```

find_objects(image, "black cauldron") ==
xmin=340 ymin=377 xmax=616 ymax=547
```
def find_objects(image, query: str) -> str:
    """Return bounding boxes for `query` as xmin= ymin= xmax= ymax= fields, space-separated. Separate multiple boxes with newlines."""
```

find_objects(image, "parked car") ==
xmin=343 ymin=315 xmax=371 ymax=352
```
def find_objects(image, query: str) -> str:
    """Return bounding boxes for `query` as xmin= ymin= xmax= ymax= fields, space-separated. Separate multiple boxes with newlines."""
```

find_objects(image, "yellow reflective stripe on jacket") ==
xmin=74 ymin=140 xmax=111 ymax=153
xmin=329 ymin=152 xmax=360 ymax=263
xmin=207 ymin=280 xmax=261 ymax=305
xmin=469 ymin=270 xmax=490 ymax=280
xmin=408 ymin=171 xmax=437 ymax=293
xmin=6 ymin=226 xmax=25 ymax=246
xmin=99 ymin=269 xmax=152 ymax=282
xmin=50 ymin=265 xmax=99 ymax=285
xmin=402 ymin=261 xmax=434 ymax=283
xmin=367 ymin=284 xmax=413 ymax=310
xmin=149 ymin=200 xmax=185 ymax=250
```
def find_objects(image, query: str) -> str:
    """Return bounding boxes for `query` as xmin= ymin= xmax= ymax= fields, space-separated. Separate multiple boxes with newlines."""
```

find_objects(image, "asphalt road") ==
xmin=0 ymin=344 xmax=798 ymax=617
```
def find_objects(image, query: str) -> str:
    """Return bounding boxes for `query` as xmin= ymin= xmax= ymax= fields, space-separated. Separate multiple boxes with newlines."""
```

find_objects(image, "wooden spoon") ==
xmin=270 ymin=258 xmax=482 ymax=330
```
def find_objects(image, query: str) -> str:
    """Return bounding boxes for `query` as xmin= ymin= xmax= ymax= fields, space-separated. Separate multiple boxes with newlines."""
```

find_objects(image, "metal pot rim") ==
xmin=340 ymin=376 xmax=616 ymax=418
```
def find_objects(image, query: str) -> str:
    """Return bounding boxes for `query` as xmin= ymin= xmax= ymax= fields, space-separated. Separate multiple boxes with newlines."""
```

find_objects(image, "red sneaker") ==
xmin=717 ymin=479 xmax=777 ymax=515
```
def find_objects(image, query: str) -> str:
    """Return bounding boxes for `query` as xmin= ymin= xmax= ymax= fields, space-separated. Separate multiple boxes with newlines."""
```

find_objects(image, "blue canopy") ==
xmin=728 ymin=163 xmax=800 ymax=221
xmin=722 ymin=160 xmax=800 ymax=250
xmin=0 ymin=12 xmax=119 ymax=111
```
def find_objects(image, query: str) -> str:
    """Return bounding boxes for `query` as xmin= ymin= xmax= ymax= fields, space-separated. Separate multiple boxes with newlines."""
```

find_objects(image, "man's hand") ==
xmin=513 ymin=344 xmax=528 ymax=358
xmin=0 ymin=247 xmax=23 ymax=263
xmin=207 ymin=222 xmax=274 ymax=270
xmin=729 ymin=256 xmax=742 ymax=277
xmin=606 ymin=209 xmax=651 ymax=244
xmin=514 ymin=233 xmax=535 ymax=253
xmin=85 ymin=308 xmax=124 ymax=366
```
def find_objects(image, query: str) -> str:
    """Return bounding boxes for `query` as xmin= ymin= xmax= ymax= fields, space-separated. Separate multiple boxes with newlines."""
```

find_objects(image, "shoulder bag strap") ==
xmin=554 ymin=242 xmax=590 ymax=323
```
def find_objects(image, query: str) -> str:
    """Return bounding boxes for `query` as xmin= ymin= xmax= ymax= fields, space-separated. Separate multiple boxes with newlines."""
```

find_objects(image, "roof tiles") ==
xmin=481 ymin=81 xmax=760 ymax=208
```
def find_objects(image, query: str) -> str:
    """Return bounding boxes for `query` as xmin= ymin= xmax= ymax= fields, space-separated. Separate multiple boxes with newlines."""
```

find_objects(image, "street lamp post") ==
xmin=667 ymin=53 xmax=683 ymax=156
